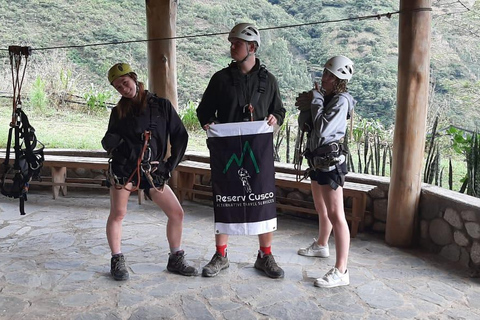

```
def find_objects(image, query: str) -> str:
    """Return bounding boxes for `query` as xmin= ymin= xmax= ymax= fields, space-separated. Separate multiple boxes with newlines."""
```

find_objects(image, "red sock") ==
xmin=216 ymin=244 xmax=227 ymax=257
xmin=260 ymin=246 xmax=271 ymax=255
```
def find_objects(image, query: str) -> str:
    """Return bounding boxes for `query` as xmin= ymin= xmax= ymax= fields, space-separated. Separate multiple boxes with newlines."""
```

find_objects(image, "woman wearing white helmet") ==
xmin=295 ymin=55 xmax=356 ymax=288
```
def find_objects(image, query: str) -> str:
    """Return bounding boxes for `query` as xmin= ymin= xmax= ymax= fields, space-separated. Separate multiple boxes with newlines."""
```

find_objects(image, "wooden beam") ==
xmin=145 ymin=0 xmax=178 ymax=108
xmin=386 ymin=0 xmax=432 ymax=246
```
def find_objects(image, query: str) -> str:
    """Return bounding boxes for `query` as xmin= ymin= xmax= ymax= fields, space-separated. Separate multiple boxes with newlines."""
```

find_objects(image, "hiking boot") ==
xmin=167 ymin=250 xmax=198 ymax=276
xmin=254 ymin=251 xmax=284 ymax=279
xmin=202 ymin=252 xmax=229 ymax=277
xmin=110 ymin=254 xmax=129 ymax=281
xmin=298 ymin=238 xmax=330 ymax=258
xmin=314 ymin=267 xmax=349 ymax=288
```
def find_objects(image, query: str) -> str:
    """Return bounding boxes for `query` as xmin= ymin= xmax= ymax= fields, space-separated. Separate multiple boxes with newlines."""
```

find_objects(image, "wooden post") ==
xmin=386 ymin=0 xmax=432 ymax=246
xmin=145 ymin=0 xmax=178 ymax=107
xmin=145 ymin=0 xmax=179 ymax=188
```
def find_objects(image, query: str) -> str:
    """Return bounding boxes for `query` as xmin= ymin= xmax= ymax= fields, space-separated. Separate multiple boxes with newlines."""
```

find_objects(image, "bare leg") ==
xmin=258 ymin=232 xmax=272 ymax=247
xmin=215 ymin=234 xmax=229 ymax=247
xmin=311 ymin=183 xmax=350 ymax=273
xmin=311 ymin=182 xmax=333 ymax=246
xmin=149 ymin=185 xmax=184 ymax=249
xmin=106 ymin=184 xmax=131 ymax=254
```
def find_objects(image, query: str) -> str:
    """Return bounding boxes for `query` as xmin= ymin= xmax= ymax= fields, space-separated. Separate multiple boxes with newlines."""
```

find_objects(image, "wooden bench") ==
xmin=0 ymin=153 xmax=144 ymax=203
xmin=274 ymin=172 xmax=376 ymax=237
xmin=175 ymin=160 xmax=211 ymax=203
xmin=36 ymin=155 xmax=109 ymax=199
xmin=174 ymin=159 xmax=376 ymax=238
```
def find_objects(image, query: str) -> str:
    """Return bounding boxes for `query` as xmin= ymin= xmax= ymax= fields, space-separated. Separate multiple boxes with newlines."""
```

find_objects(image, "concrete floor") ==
xmin=0 ymin=189 xmax=479 ymax=320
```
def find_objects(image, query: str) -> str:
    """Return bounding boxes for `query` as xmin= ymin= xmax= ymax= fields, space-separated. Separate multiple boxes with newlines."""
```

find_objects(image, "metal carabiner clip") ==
xmin=330 ymin=142 xmax=339 ymax=153
xmin=29 ymin=161 xmax=41 ymax=171
xmin=141 ymin=130 xmax=152 ymax=141
xmin=141 ymin=161 xmax=151 ymax=173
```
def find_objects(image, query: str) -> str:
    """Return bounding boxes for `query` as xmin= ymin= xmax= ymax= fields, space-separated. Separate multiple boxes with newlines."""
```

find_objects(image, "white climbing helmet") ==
xmin=324 ymin=55 xmax=354 ymax=81
xmin=228 ymin=23 xmax=261 ymax=48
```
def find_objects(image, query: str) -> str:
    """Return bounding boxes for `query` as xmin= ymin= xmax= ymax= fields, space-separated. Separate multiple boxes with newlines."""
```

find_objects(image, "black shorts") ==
xmin=309 ymin=161 xmax=348 ymax=190
xmin=105 ymin=173 xmax=165 ymax=199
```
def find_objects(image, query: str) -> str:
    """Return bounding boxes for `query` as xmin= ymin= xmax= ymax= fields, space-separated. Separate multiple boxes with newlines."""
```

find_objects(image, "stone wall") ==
xmin=419 ymin=185 xmax=480 ymax=271
xmin=337 ymin=173 xmax=480 ymax=273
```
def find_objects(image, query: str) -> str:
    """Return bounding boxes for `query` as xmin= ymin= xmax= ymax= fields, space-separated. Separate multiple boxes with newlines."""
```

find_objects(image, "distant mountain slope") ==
xmin=0 ymin=0 xmax=478 ymax=129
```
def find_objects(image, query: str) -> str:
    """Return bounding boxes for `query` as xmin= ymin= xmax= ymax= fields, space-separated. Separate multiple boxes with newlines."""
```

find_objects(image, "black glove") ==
xmin=295 ymin=91 xmax=313 ymax=112
xmin=153 ymin=161 xmax=171 ymax=181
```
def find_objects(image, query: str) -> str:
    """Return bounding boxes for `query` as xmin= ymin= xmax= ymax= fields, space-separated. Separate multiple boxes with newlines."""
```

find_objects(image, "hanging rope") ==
xmin=0 ymin=8 xmax=441 ymax=53
xmin=9 ymin=46 xmax=30 ymax=125
xmin=1 ymin=46 xmax=44 ymax=215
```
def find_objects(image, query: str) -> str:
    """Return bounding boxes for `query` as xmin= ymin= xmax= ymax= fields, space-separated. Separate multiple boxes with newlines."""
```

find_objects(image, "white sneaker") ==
xmin=297 ymin=238 xmax=330 ymax=257
xmin=314 ymin=267 xmax=350 ymax=288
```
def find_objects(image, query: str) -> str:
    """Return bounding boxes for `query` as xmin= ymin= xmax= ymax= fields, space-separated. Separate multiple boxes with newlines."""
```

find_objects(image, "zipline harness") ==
xmin=108 ymin=129 xmax=163 ymax=193
xmin=106 ymin=96 xmax=167 ymax=194
xmin=231 ymin=64 xmax=268 ymax=122
xmin=0 ymin=46 xmax=45 ymax=215
xmin=294 ymin=122 xmax=310 ymax=182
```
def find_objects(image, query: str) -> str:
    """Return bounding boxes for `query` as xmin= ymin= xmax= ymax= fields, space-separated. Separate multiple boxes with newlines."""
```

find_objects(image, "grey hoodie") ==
xmin=302 ymin=90 xmax=356 ymax=152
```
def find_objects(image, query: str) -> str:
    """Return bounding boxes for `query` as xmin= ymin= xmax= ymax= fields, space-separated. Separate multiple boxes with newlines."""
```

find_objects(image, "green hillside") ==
xmin=0 ymin=0 xmax=479 ymax=130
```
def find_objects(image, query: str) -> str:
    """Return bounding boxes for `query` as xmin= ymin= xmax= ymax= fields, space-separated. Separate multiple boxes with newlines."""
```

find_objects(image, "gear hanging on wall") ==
xmin=1 ymin=46 xmax=44 ymax=215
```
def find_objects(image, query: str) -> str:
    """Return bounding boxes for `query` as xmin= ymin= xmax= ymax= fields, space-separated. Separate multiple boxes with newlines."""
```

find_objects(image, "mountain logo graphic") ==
xmin=223 ymin=141 xmax=260 ymax=174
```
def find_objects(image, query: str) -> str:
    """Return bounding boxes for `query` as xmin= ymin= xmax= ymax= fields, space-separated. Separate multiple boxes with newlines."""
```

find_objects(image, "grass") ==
xmin=0 ymin=100 xmax=209 ymax=152
xmin=436 ymin=156 xmax=467 ymax=192
xmin=0 ymin=103 xmax=108 ymax=150
xmin=0 ymin=100 xmax=467 ymax=192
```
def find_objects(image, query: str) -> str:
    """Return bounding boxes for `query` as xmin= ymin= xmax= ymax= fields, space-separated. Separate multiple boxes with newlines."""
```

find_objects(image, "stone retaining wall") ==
xmin=419 ymin=185 xmax=480 ymax=271
xmin=345 ymin=173 xmax=480 ymax=273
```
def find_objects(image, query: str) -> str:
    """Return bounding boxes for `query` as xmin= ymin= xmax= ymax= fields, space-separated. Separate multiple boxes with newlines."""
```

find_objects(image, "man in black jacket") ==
xmin=197 ymin=23 xmax=286 ymax=279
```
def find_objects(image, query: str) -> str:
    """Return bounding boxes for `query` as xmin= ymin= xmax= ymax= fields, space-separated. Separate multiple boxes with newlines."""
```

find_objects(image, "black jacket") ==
xmin=102 ymin=91 xmax=187 ymax=178
xmin=196 ymin=59 xmax=285 ymax=126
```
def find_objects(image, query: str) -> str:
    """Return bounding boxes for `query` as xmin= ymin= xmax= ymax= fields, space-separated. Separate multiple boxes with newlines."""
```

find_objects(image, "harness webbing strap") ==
xmin=113 ymin=97 xmax=165 ymax=193
xmin=231 ymin=64 xmax=268 ymax=121
xmin=250 ymin=64 xmax=267 ymax=108
xmin=309 ymin=143 xmax=340 ymax=158
xmin=122 ymin=130 xmax=151 ymax=192
xmin=0 ymin=46 xmax=41 ymax=215
xmin=294 ymin=126 xmax=310 ymax=182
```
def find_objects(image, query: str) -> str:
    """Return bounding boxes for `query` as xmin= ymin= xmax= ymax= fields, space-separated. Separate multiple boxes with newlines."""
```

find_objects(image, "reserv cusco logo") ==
xmin=216 ymin=140 xmax=275 ymax=206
